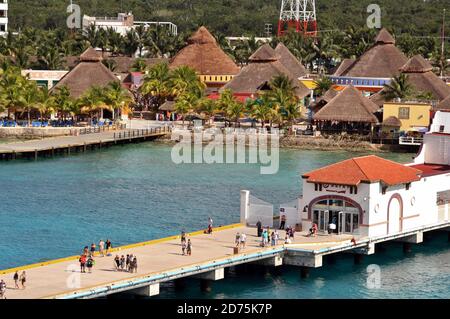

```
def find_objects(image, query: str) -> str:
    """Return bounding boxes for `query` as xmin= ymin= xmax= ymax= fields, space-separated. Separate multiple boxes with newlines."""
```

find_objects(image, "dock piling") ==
xmin=403 ymin=243 xmax=412 ymax=253
xmin=300 ymin=267 xmax=310 ymax=279
xmin=200 ymin=279 xmax=212 ymax=293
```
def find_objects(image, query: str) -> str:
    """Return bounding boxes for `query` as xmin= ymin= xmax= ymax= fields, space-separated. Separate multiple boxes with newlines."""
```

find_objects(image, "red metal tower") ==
xmin=277 ymin=0 xmax=317 ymax=37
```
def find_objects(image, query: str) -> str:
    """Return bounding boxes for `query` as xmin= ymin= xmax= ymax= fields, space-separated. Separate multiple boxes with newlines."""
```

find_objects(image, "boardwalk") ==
xmin=0 ymin=127 xmax=170 ymax=159
xmin=0 ymin=225 xmax=352 ymax=299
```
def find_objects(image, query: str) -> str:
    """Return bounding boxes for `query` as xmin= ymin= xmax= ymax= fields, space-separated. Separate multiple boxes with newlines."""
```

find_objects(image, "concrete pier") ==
xmin=0 ymin=221 xmax=448 ymax=299
xmin=131 ymin=284 xmax=160 ymax=297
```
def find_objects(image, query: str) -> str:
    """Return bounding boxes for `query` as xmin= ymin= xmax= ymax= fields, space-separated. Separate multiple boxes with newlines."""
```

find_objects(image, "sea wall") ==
xmin=0 ymin=127 xmax=81 ymax=139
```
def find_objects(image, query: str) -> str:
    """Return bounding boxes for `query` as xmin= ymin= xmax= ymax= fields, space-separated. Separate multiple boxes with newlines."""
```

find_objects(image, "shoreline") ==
xmin=156 ymin=134 xmax=415 ymax=154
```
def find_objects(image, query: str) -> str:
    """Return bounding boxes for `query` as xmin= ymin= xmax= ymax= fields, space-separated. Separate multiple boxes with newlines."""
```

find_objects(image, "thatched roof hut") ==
xmin=221 ymin=44 xmax=310 ymax=98
xmin=170 ymin=26 xmax=240 ymax=76
xmin=314 ymin=85 xmax=379 ymax=123
xmin=159 ymin=101 xmax=176 ymax=112
xmin=399 ymin=55 xmax=450 ymax=101
xmin=337 ymin=28 xmax=408 ymax=78
xmin=310 ymin=88 xmax=339 ymax=113
xmin=370 ymin=55 xmax=450 ymax=106
xmin=51 ymin=47 xmax=118 ymax=98
xmin=382 ymin=116 xmax=402 ymax=127
xmin=274 ymin=43 xmax=307 ymax=78
xmin=437 ymin=95 xmax=450 ymax=111
xmin=333 ymin=59 xmax=356 ymax=76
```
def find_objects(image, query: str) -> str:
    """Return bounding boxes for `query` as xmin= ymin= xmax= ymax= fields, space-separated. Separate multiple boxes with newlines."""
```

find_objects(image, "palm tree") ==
xmin=37 ymin=46 xmax=64 ymax=70
xmin=226 ymin=100 xmax=246 ymax=127
xmin=123 ymin=30 xmax=139 ymax=57
xmin=21 ymin=81 xmax=40 ymax=125
xmin=381 ymin=74 xmax=413 ymax=101
xmin=196 ymin=98 xmax=217 ymax=125
xmin=131 ymin=58 xmax=148 ymax=72
xmin=36 ymin=86 xmax=55 ymax=120
xmin=140 ymin=63 xmax=172 ymax=108
xmin=175 ymin=93 xmax=198 ymax=125
xmin=104 ymin=81 xmax=133 ymax=120
xmin=249 ymin=98 xmax=271 ymax=128
xmin=313 ymin=76 xmax=333 ymax=97
xmin=52 ymin=86 xmax=74 ymax=120
xmin=78 ymin=86 xmax=109 ymax=122
xmin=0 ymin=67 xmax=28 ymax=118
xmin=134 ymin=25 xmax=149 ymax=57
xmin=170 ymin=65 xmax=205 ymax=97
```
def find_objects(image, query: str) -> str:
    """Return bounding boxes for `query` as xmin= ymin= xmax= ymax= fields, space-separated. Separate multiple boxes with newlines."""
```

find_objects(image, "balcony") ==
xmin=0 ymin=3 xmax=7 ymax=11
xmin=399 ymin=136 xmax=424 ymax=146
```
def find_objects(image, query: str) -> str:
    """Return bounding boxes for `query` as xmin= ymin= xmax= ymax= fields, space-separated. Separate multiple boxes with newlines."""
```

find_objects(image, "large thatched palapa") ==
xmin=336 ymin=28 xmax=408 ymax=78
xmin=370 ymin=55 xmax=450 ymax=107
xmin=221 ymin=44 xmax=310 ymax=98
xmin=399 ymin=55 xmax=450 ymax=101
xmin=314 ymin=85 xmax=379 ymax=123
xmin=52 ymin=48 xmax=118 ymax=98
xmin=274 ymin=43 xmax=307 ymax=78
xmin=170 ymin=26 xmax=239 ymax=82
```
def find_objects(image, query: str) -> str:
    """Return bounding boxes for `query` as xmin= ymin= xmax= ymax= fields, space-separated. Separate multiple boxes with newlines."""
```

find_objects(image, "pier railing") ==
xmin=113 ymin=126 xmax=171 ymax=140
xmin=77 ymin=124 xmax=127 ymax=136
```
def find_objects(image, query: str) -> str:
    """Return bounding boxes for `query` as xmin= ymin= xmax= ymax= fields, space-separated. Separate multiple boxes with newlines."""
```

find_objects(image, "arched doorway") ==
xmin=387 ymin=194 xmax=403 ymax=234
xmin=308 ymin=195 xmax=363 ymax=234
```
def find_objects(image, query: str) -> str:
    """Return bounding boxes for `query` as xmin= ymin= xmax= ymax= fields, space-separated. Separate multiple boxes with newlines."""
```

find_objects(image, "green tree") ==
xmin=381 ymin=74 xmax=413 ymax=101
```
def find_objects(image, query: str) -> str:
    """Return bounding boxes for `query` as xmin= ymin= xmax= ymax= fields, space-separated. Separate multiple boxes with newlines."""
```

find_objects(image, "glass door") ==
xmin=338 ymin=212 xmax=344 ymax=234
xmin=345 ymin=213 xmax=352 ymax=233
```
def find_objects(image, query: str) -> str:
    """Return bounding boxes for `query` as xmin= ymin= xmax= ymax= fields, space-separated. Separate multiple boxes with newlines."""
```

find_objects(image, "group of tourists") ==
xmin=114 ymin=254 xmax=138 ymax=273
xmin=260 ymin=228 xmax=282 ymax=247
xmin=235 ymin=232 xmax=247 ymax=249
xmin=180 ymin=231 xmax=193 ymax=256
xmin=0 ymin=271 xmax=26 ymax=299
xmin=79 ymin=239 xmax=113 ymax=274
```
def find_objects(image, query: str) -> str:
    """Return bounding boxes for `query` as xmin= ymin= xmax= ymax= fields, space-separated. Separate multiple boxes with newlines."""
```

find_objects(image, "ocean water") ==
xmin=0 ymin=142 xmax=448 ymax=298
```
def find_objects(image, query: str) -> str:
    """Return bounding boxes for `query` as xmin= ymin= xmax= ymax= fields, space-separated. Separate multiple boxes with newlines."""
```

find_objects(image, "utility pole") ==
xmin=441 ymin=8 xmax=446 ymax=77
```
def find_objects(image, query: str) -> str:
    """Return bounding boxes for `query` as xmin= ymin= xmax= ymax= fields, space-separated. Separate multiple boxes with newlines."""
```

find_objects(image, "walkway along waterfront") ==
xmin=0 ymin=127 xmax=171 ymax=160
xmin=0 ymin=222 xmax=448 ymax=299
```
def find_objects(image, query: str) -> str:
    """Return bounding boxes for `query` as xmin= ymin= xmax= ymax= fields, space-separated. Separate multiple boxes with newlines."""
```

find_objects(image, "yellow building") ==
xmin=382 ymin=102 xmax=432 ymax=132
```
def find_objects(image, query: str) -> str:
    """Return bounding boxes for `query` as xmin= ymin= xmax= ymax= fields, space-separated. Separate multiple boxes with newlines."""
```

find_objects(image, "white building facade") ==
xmin=298 ymin=110 xmax=450 ymax=238
xmin=82 ymin=12 xmax=177 ymax=36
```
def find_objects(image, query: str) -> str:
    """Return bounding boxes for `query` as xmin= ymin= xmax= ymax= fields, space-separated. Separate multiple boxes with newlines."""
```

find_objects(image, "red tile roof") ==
xmin=409 ymin=164 xmax=450 ymax=177
xmin=303 ymin=155 xmax=422 ymax=186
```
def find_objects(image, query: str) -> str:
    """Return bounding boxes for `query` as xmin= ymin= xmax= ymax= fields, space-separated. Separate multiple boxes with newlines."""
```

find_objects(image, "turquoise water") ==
xmin=0 ymin=143 xmax=448 ymax=298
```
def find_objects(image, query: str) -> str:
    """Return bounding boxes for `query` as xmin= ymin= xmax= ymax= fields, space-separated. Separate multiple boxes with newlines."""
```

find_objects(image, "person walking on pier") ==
xmin=114 ymin=255 xmax=120 ymax=271
xmin=256 ymin=221 xmax=262 ymax=237
xmin=280 ymin=214 xmax=286 ymax=230
xmin=130 ymin=256 xmax=138 ymax=273
xmin=240 ymin=233 xmax=247 ymax=250
xmin=87 ymin=256 xmax=95 ymax=273
xmin=235 ymin=232 xmax=241 ymax=247
xmin=0 ymin=280 xmax=6 ymax=299
xmin=187 ymin=239 xmax=192 ymax=256
xmin=120 ymin=255 xmax=126 ymax=271
xmin=99 ymin=239 xmax=105 ymax=257
xmin=106 ymin=239 xmax=112 ymax=256
xmin=19 ymin=271 xmax=26 ymax=289
xmin=13 ymin=271 xmax=19 ymax=289
xmin=182 ymin=240 xmax=187 ymax=255
xmin=79 ymin=255 xmax=87 ymax=273
xmin=181 ymin=231 xmax=187 ymax=244
xmin=90 ymin=243 xmax=96 ymax=257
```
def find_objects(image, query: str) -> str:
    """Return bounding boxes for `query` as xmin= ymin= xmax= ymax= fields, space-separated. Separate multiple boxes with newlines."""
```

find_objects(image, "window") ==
xmin=439 ymin=125 xmax=445 ymax=133
xmin=398 ymin=107 xmax=410 ymax=120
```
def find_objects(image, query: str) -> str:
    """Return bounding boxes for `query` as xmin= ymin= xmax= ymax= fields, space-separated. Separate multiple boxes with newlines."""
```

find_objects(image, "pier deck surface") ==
xmin=0 ymin=225 xmax=352 ymax=299
xmin=0 ymin=129 xmax=167 ymax=154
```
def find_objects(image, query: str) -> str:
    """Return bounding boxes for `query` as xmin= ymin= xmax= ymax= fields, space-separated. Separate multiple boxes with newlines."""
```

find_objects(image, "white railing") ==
xmin=399 ymin=137 xmax=424 ymax=146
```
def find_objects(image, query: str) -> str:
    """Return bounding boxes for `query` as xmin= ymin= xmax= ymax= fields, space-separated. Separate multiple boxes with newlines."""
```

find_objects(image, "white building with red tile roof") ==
xmin=297 ymin=111 xmax=450 ymax=238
